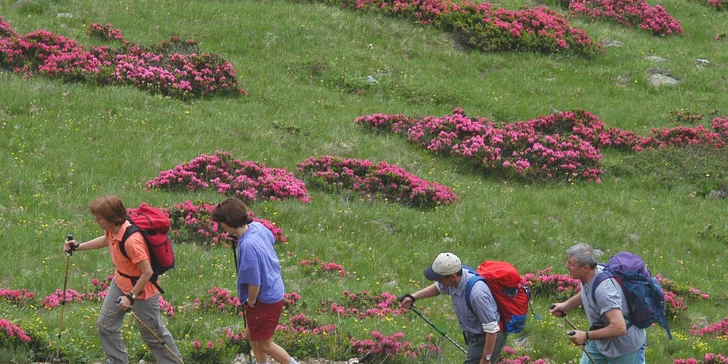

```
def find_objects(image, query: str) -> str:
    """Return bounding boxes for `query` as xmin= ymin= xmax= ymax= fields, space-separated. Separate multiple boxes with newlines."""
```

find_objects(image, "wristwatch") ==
xmin=485 ymin=354 xmax=492 ymax=361
xmin=126 ymin=292 xmax=136 ymax=305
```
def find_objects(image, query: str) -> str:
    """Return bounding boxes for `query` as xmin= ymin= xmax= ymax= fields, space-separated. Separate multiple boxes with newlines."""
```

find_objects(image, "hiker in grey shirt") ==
xmin=399 ymin=253 xmax=507 ymax=364
xmin=550 ymin=243 xmax=646 ymax=364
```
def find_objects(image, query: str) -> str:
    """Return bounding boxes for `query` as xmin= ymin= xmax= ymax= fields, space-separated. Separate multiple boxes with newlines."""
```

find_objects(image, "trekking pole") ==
xmin=115 ymin=298 xmax=184 ymax=364
xmin=54 ymin=234 xmax=74 ymax=363
xmin=407 ymin=304 xmax=467 ymax=354
xmin=550 ymin=304 xmax=597 ymax=364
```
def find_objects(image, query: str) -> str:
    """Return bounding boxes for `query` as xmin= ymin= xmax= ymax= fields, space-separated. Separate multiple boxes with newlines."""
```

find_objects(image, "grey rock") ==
xmin=382 ymin=280 xmax=398 ymax=287
xmin=696 ymin=59 xmax=710 ymax=67
xmin=442 ymin=236 xmax=457 ymax=244
xmin=56 ymin=12 xmax=73 ymax=18
xmin=708 ymin=189 xmax=727 ymax=200
xmin=616 ymin=75 xmax=629 ymax=87
xmin=373 ymin=220 xmax=396 ymax=234
xmin=645 ymin=56 xmax=667 ymax=63
xmin=602 ymin=39 xmax=623 ymax=47
xmin=648 ymin=74 xmax=680 ymax=87
xmin=365 ymin=75 xmax=379 ymax=84
xmin=693 ymin=316 xmax=709 ymax=329
xmin=13 ymin=0 xmax=35 ymax=8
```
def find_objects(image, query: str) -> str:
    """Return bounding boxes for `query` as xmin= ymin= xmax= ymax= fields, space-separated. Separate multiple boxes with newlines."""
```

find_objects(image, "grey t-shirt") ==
xmin=581 ymin=266 xmax=646 ymax=358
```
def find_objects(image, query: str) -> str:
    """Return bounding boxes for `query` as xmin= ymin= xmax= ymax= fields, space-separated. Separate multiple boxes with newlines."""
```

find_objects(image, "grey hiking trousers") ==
xmin=97 ymin=281 xmax=182 ymax=364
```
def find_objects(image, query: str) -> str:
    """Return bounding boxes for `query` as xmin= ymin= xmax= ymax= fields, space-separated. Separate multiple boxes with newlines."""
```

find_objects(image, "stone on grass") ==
xmin=13 ymin=0 xmax=35 ymax=8
xmin=616 ymin=75 xmax=629 ymax=87
xmin=56 ymin=12 xmax=73 ymax=18
xmin=645 ymin=56 xmax=667 ymax=63
xmin=648 ymin=74 xmax=680 ymax=87
xmin=708 ymin=189 xmax=727 ymax=200
xmin=602 ymin=39 xmax=623 ymax=47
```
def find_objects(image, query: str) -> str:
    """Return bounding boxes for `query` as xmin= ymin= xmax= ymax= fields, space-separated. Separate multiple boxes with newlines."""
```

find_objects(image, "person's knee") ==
xmin=96 ymin=319 xmax=115 ymax=336
xmin=252 ymin=339 xmax=274 ymax=353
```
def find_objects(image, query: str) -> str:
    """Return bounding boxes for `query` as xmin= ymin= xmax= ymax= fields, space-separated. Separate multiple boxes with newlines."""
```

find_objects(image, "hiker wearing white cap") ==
xmin=399 ymin=252 xmax=507 ymax=364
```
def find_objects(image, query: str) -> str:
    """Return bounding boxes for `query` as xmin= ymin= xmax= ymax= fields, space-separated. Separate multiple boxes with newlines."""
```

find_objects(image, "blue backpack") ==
xmin=592 ymin=252 xmax=672 ymax=339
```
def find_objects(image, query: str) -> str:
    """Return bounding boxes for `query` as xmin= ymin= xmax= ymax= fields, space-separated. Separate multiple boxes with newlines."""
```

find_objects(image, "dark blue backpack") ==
xmin=592 ymin=252 xmax=672 ymax=339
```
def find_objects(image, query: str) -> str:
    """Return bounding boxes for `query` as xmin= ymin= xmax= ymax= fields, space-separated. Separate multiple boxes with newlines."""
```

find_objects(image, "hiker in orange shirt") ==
xmin=65 ymin=195 xmax=182 ymax=364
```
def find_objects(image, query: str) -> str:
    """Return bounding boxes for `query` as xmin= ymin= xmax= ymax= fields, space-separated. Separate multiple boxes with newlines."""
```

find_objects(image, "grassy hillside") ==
xmin=1 ymin=0 xmax=727 ymax=362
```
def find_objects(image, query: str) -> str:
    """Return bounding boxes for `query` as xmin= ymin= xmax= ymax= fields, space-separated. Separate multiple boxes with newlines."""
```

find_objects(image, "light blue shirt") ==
xmin=236 ymin=222 xmax=284 ymax=304
xmin=437 ymin=270 xmax=500 ymax=334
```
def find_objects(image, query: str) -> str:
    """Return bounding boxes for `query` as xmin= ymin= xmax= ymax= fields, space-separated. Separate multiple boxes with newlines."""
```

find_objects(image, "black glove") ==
xmin=398 ymin=293 xmax=416 ymax=303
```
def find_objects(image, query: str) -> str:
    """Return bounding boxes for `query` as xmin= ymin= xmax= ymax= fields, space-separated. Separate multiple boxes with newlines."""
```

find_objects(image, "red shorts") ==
xmin=245 ymin=300 xmax=284 ymax=341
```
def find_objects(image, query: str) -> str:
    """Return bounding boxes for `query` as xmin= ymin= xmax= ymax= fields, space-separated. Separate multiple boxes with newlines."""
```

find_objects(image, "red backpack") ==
xmin=464 ymin=261 xmax=535 ymax=333
xmin=118 ymin=203 xmax=175 ymax=294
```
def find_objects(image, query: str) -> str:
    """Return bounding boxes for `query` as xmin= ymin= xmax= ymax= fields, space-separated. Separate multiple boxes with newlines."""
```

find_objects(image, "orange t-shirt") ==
xmin=107 ymin=221 xmax=159 ymax=299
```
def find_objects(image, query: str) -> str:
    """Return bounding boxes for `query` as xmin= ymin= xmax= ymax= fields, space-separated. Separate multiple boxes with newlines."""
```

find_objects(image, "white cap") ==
xmin=424 ymin=252 xmax=462 ymax=281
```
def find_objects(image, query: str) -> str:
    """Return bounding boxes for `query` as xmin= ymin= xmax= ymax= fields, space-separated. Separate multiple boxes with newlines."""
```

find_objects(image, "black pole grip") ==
xmin=568 ymin=330 xmax=576 ymax=336
xmin=398 ymin=293 xmax=416 ymax=303
xmin=550 ymin=303 xmax=566 ymax=317
xmin=66 ymin=235 xmax=75 ymax=255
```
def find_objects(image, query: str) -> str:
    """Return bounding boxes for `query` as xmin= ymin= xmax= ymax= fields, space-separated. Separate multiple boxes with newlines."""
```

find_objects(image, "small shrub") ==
xmin=560 ymin=0 xmax=683 ymax=35
xmin=298 ymin=156 xmax=459 ymax=208
xmin=0 ymin=18 xmax=246 ymax=99
xmin=147 ymin=151 xmax=310 ymax=204
xmin=167 ymin=200 xmax=287 ymax=247
xmin=314 ymin=0 xmax=601 ymax=56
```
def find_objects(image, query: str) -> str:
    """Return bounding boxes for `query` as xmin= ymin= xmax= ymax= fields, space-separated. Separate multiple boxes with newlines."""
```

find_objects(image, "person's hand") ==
xmin=568 ymin=330 xmax=588 ymax=346
xmin=398 ymin=294 xmax=415 ymax=309
xmin=64 ymin=240 xmax=79 ymax=253
xmin=245 ymin=298 xmax=256 ymax=308
xmin=550 ymin=302 xmax=568 ymax=317
xmin=115 ymin=296 xmax=132 ymax=311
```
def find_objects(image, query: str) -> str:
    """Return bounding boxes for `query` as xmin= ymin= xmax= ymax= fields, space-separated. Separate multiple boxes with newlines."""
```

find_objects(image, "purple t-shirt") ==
xmin=236 ymin=222 xmax=284 ymax=304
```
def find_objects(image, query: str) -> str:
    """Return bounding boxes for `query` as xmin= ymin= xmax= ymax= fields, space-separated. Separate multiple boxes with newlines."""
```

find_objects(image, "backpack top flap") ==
xmin=476 ymin=261 xmax=522 ymax=288
xmin=127 ymin=203 xmax=170 ymax=235
xmin=606 ymin=252 xmax=649 ymax=279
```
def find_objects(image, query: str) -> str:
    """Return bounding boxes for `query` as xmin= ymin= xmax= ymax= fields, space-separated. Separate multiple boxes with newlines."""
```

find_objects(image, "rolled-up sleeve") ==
xmin=470 ymin=281 xmax=500 ymax=333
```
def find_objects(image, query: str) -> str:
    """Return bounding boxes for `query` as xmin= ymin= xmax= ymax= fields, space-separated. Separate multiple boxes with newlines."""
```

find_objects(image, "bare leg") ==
xmin=250 ymin=337 xmax=291 ymax=364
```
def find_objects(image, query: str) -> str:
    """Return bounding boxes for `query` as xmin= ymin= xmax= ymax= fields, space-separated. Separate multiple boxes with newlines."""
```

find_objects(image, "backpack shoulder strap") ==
xmin=119 ymin=224 xmax=141 ymax=260
xmin=590 ymin=264 xmax=613 ymax=300
xmin=590 ymin=270 xmax=615 ymax=303
xmin=117 ymin=224 xmax=166 ymax=294
xmin=464 ymin=274 xmax=486 ymax=314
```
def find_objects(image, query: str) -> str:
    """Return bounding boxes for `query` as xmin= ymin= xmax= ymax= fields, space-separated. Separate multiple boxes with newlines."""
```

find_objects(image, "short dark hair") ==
xmin=88 ymin=195 xmax=127 ymax=226
xmin=212 ymin=198 xmax=254 ymax=228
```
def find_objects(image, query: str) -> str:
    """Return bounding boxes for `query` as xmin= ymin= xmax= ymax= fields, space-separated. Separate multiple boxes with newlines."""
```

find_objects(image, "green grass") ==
xmin=1 ymin=0 xmax=728 ymax=362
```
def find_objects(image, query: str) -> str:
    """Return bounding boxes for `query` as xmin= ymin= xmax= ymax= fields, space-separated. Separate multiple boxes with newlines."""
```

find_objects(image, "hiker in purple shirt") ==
xmin=213 ymin=198 xmax=298 ymax=364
